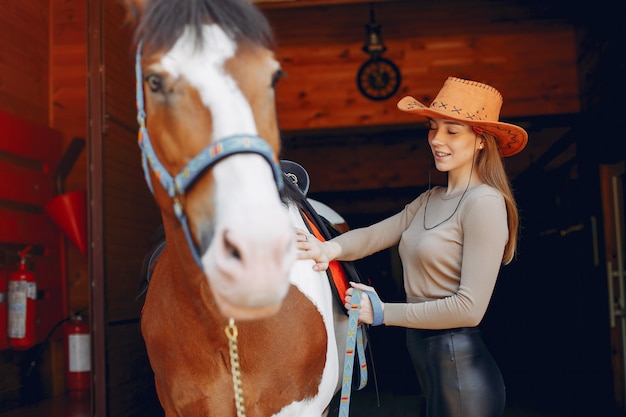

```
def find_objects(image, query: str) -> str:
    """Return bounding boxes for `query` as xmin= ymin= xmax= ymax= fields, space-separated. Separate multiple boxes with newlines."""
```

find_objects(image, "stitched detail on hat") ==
xmin=449 ymin=76 xmax=503 ymax=101
xmin=493 ymin=126 xmax=522 ymax=147
xmin=431 ymin=100 xmax=448 ymax=110
xmin=404 ymin=99 xmax=420 ymax=109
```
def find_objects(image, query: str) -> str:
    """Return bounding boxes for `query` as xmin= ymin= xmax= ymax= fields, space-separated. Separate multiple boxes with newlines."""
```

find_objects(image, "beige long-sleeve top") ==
xmin=333 ymin=183 xmax=508 ymax=330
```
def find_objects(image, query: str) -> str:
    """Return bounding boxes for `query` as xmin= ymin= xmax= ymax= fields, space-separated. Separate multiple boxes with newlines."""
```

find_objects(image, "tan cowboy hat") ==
xmin=397 ymin=77 xmax=528 ymax=157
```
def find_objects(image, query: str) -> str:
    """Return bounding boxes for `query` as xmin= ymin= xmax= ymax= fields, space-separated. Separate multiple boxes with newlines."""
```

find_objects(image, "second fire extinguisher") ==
xmin=8 ymin=246 xmax=36 ymax=350
xmin=65 ymin=313 xmax=91 ymax=397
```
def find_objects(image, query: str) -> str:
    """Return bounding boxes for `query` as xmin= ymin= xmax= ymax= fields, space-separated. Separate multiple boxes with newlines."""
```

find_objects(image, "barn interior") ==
xmin=0 ymin=0 xmax=624 ymax=416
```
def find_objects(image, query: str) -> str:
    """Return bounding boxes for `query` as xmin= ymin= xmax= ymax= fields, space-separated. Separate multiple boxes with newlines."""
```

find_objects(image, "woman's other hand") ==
xmin=344 ymin=282 xmax=383 ymax=325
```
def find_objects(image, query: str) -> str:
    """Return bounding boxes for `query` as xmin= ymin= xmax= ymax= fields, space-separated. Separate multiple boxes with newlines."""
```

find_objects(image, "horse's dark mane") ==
xmin=133 ymin=0 xmax=274 ymax=54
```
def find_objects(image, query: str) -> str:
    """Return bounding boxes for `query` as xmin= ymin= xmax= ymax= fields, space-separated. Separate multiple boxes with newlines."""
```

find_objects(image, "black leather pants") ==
xmin=406 ymin=327 xmax=505 ymax=417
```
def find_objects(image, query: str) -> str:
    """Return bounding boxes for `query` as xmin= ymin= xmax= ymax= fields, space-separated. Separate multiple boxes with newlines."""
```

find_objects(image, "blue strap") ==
xmin=339 ymin=289 xmax=369 ymax=417
xmin=365 ymin=290 xmax=384 ymax=327
xmin=135 ymin=43 xmax=284 ymax=198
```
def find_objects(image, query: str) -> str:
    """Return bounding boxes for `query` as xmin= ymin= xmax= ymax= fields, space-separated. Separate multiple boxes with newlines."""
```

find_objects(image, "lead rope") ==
xmin=225 ymin=318 xmax=247 ymax=417
xmin=339 ymin=289 xmax=368 ymax=417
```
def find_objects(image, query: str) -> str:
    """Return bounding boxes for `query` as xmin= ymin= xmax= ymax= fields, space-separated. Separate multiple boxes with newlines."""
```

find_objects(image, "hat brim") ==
xmin=397 ymin=96 xmax=528 ymax=157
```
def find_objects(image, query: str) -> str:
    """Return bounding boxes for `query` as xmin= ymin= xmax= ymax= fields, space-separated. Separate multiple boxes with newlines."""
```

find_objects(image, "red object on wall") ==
xmin=64 ymin=314 xmax=91 ymax=397
xmin=45 ymin=190 xmax=88 ymax=256
xmin=8 ymin=246 xmax=37 ymax=350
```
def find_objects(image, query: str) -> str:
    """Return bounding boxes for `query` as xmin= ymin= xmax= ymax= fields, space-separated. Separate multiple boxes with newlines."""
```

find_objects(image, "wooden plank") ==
xmin=51 ymin=0 xmax=87 ymax=45
xmin=50 ymin=0 xmax=88 ymax=197
xmin=0 ymin=93 xmax=48 ymax=128
xmin=263 ymin=1 xmax=573 ymax=46
xmin=0 ymin=0 xmax=49 ymax=126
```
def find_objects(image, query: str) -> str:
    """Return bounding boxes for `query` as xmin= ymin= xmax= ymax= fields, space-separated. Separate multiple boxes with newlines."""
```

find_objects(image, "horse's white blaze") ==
xmin=162 ymin=24 xmax=293 ymax=318
xmin=204 ymin=155 xmax=294 ymax=312
xmin=162 ymin=25 xmax=257 ymax=139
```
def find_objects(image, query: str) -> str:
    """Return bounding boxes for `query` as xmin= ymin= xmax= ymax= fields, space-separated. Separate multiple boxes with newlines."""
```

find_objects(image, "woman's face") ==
xmin=427 ymin=118 xmax=481 ymax=175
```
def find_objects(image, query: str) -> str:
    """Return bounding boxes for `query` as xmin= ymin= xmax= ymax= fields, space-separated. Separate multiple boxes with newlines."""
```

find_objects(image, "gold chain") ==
xmin=225 ymin=318 xmax=246 ymax=417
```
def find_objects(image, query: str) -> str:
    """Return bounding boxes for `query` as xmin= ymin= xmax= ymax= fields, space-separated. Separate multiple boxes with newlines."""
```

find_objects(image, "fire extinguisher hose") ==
xmin=25 ymin=307 xmax=88 ymax=377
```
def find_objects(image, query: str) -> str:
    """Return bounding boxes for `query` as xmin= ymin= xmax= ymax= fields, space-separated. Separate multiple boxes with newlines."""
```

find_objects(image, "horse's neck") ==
xmin=162 ymin=219 xmax=196 ymax=268
xmin=158 ymin=219 xmax=224 ymax=320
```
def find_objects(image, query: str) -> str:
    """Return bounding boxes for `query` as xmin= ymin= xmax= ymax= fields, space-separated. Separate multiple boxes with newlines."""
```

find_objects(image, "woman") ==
xmin=296 ymin=77 xmax=528 ymax=417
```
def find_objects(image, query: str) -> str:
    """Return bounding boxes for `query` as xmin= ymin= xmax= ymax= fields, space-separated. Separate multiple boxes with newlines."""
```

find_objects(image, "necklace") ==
xmin=422 ymin=180 xmax=471 ymax=230
xmin=423 ymin=152 xmax=476 ymax=230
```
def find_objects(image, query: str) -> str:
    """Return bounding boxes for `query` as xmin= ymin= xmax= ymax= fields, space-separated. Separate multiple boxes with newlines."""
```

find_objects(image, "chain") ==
xmin=225 ymin=318 xmax=246 ymax=417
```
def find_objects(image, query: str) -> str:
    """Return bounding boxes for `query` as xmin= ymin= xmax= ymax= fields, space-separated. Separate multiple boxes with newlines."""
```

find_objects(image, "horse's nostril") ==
xmin=223 ymin=231 xmax=242 ymax=261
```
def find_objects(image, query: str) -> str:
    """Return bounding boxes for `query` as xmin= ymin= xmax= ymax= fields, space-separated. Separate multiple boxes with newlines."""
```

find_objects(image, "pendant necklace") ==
xmin=423 ymin=158 xmax=475 ymax=230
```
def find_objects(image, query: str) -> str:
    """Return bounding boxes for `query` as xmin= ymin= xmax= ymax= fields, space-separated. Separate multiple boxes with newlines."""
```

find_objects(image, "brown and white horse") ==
xmin=126 ymin=1 xmax=356 ymax=416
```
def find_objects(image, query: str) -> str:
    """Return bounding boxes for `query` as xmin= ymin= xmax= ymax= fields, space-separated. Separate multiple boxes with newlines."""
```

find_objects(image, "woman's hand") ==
xmin=344 ymin=282 xmax=383 ymax=325
xmin=295 ymin=228 xmax=331 ymax=271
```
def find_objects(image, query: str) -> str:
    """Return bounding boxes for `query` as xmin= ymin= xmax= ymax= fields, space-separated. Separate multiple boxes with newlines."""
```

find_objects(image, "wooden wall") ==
xmin=0 ymin=1 xmax=56 ymax=410
xmin=265 ymin=1 xmax=580 ymax=131
xmin=0 ymin=0 xmax=49 ymax=125
xmin=51 ymin=0 xmax=88 ymax=192
xmin=0 ymin=0 xmax=88 ymax=411
xmin=0 ymin=0 xmax=89 ymax=322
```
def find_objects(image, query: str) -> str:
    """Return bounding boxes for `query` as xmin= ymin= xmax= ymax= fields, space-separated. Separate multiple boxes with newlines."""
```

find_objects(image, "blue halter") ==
xmin=134 ymin=43 xmax=284 ymax=267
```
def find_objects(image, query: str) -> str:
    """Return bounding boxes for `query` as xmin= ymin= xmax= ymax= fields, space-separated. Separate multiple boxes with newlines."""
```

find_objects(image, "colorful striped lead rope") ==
xmin=339 ymin=288 xmax=368 ymax=417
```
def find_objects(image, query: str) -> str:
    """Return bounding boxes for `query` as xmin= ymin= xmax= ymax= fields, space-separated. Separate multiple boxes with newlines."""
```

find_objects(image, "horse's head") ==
xmin=126 ymin=0 xmax=294 ymax=320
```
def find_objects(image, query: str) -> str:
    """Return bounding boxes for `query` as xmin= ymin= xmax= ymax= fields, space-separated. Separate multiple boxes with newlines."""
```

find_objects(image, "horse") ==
xmin=126 ymin=1 xmax=364 ymax=415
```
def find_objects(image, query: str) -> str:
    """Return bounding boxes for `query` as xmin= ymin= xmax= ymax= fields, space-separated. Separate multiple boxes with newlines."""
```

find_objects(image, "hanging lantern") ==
xmin=362 ymin=8 xmax=386 ymax=56
xmin=356 ymin=5 xmax=401 ymax=101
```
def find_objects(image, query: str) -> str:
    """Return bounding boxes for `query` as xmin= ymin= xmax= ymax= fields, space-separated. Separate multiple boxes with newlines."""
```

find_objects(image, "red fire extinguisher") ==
xmin=64 ymin=313 xmax=91 ymax=397
xmin=8 ymin=245 xmax=36 ymax=350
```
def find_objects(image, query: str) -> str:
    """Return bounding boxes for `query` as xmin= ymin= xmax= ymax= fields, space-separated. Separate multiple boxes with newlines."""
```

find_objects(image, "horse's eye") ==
xmin=271 ymin=69 xmax=286 ymax=89
xmin=145 ymin=74 xmax=164 ymax=93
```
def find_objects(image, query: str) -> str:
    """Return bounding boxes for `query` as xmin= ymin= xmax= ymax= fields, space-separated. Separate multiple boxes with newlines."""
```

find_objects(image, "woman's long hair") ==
xmin=475 ymin=132 xmax=519 ymax=264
